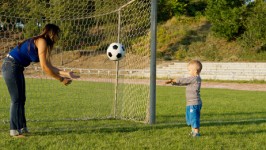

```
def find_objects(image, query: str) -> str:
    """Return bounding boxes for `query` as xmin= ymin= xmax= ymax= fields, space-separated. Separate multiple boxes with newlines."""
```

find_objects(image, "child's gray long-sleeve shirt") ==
xmin=172 ymin=76 xmax=202 ymax=106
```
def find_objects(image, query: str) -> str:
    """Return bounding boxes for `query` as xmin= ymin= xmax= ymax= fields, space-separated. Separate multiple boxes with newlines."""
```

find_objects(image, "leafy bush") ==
xmin=158 ymin=0 xmax=208 ymax=22
xmin=158 ymin=0 xmax=187 ymax=22
xmin=186 ymin=0 xmax=207 ymax=16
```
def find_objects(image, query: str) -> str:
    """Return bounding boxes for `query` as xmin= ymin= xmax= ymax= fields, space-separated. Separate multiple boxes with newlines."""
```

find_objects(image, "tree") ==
xmin=241 ymin=0 xmax=266 ymax=52
xmin=205 ymin=0 xmax=246 ymax=40
xmin=0 ymin=0 xmax=21 ymax=31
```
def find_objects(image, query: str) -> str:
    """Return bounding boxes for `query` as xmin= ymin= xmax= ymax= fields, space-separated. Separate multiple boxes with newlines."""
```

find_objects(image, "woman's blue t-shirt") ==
xmin=9 ymin=38 xmax=39 ymax=67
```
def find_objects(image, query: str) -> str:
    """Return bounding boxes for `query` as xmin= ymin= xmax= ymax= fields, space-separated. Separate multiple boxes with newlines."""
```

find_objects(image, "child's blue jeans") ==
xmin=186 ymin=104 xmax=202 ymax=128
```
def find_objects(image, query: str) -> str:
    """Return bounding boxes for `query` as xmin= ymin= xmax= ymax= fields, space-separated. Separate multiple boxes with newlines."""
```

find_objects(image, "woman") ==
xmin=1 ymin=24 xmax=79 ymax=137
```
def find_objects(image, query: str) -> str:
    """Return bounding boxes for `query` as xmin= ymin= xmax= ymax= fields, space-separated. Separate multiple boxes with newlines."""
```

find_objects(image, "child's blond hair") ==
xmin=188 ymin=60 xmax=202 ymax=75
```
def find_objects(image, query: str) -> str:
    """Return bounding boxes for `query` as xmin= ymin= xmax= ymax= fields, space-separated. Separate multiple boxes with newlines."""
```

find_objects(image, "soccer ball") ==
xmin=106 ymin=43 xmax=125 ymax=61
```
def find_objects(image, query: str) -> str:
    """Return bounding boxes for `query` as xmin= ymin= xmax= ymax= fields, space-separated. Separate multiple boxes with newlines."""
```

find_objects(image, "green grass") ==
xmin=0 ymin=80 xmax=265 ymax=149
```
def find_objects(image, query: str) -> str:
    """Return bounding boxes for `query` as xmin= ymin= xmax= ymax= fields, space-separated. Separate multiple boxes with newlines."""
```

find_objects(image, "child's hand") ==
xmin=165 ymin=79 xmax=173 ymax=84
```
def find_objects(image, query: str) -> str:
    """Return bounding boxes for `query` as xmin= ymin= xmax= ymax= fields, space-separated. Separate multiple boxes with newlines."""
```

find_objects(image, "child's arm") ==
xmin=165 ymin=79 xmax=181 ymax=86
xmin=165 ymin=78 xmax=177 ymax=85
xmin=165 ymin=77 xmax=195 ymax=86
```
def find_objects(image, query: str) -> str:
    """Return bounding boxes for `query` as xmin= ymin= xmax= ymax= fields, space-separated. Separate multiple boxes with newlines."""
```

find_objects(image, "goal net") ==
xmin=0 ymin=0 xmax=151 ymax=123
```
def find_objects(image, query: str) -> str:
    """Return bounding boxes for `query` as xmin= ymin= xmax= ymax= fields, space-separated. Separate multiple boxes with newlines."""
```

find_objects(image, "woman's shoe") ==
xmin=20 ymin=128 xmax=29 ymax=134
xmin=10 ymin=130 xmax=25 ymax=138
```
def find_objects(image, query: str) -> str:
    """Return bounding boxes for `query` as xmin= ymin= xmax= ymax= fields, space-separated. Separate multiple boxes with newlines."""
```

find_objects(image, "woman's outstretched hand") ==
xmin=68 ymin=71 xmax=80 ymax=79
xmin=61 ymin=77 xmax=72 ymax=86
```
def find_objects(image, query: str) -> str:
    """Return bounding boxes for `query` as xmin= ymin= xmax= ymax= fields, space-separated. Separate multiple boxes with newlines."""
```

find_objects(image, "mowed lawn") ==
xmin=0 ymin=79 xmax=265 ymax=150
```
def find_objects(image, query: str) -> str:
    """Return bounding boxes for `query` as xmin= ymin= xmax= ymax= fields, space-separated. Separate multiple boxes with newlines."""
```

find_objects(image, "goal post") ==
xmin=150 ymin=0 xmax=157 ymax=125
xmin=0 ymin=0 xmax=156 ymax=124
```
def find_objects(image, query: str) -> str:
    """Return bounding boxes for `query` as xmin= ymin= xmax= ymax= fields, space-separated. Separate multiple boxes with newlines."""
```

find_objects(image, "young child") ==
xmin=165 ymin=60 xmax=202 ymax=137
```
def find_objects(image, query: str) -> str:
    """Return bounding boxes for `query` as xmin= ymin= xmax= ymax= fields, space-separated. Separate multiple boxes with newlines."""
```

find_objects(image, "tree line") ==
xmin=0 ymin=0 xmax=265 ymax=53
xmin=0 ymin=0 xmax=150 ymax=51
xmin=158 ymin=0 xmax=266 ymax=52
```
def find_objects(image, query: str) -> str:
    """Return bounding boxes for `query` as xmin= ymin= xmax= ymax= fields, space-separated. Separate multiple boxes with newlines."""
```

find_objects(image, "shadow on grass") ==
xmin=201 ymin=118 xmax=266 ymax=127
xmin=29 ymin=117 xmax=266 ymax=137
xmin=30 ymin=119 xmax=179 ymax=136
xmin=217 ymin=129 xmax=266 ymax=136
xmin=203 ymin=111 xmax=266 ymax=117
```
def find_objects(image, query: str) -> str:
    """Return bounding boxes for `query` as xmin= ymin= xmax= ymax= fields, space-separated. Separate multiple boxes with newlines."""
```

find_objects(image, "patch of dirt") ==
xmin=201 ymin=82 xmax=266 ymax=91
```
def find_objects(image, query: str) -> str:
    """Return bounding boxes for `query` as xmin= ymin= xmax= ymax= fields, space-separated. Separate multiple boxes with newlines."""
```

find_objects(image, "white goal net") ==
xmin=0 ymin=0 xmax=151 ymax=123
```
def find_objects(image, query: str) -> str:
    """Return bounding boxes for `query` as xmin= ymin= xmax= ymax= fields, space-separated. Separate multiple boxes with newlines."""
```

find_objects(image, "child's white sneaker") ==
xmin=192 ymin=132 xmax=200 ymax=137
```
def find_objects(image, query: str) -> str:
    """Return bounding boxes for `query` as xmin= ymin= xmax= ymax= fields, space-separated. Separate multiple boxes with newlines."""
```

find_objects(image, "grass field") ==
xmin=0 ymin=80 xmax=265 ymax=150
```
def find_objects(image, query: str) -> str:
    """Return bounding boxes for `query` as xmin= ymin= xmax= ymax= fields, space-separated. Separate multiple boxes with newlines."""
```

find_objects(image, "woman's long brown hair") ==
xmin=18 ymin=24 xmax=60 ymax=61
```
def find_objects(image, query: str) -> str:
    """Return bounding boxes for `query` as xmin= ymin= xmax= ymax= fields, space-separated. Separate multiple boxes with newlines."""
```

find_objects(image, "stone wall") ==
xmin=157 ymin=62 xmax=266 ymax=81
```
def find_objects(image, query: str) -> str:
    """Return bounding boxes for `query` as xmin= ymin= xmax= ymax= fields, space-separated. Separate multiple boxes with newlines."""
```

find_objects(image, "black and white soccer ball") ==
xmin=106 ymin=43 xmax=126 ymax=61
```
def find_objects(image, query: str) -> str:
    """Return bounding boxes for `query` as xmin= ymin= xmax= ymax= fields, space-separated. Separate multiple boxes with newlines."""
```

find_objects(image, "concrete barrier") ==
xmin=157 ymin=62 xmax=266 ymax=81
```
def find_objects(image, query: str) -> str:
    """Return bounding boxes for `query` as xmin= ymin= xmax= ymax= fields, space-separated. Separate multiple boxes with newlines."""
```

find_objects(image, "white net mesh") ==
xmin=0 ymin=0 xmax=151 ymax=123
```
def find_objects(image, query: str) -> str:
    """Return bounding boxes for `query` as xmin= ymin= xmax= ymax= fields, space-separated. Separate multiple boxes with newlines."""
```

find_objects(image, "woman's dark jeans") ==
xmin=2 ymin=57 xmax=26 ymax=131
